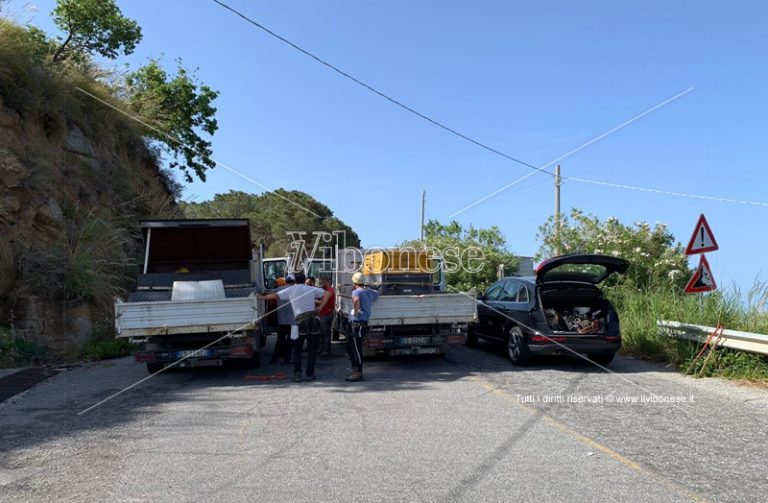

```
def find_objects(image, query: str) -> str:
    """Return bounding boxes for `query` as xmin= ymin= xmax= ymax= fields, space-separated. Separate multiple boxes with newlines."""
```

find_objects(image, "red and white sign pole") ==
xmin=684 ymin=214 xmax=718 ymax=295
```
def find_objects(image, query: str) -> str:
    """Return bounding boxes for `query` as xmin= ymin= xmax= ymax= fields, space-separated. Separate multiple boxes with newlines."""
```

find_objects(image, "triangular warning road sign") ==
xmin=684 ymin=255 xmax=717 ymax=294
xmin=685 ymin=214 xmax=719 ymax=255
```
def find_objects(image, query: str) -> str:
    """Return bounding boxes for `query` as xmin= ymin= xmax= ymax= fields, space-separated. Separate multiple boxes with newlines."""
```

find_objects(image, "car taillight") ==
xmin=530 ymin=335 xmax=566 ymax=343
xmin=604 ymin=336 xmax=620 ymax=342
xmin=447 ymin=335 xmax=466 ymax=344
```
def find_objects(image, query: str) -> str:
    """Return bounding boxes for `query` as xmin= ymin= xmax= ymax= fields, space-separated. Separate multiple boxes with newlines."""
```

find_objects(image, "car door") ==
xmin=475 ymin=282 xmax=504 ymax=338
xmin=490 ymin=280 xmax=521 ymax=339
xmin=481 ymin=280 xmax=518 ymax=341
xmin=507 ymin=280 xmax=535 ymax=330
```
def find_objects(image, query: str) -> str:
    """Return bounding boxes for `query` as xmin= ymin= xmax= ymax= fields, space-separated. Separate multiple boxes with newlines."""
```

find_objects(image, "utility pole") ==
xmin=420 ymin=190 xmax=426 ymax=242
xmin=555 ymin=165 xmax=561 ymax=255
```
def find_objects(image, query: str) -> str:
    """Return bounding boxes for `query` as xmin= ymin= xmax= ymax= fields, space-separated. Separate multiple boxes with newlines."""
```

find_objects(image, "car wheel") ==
xmin=465 ymin=325 xmax=478 ymax=346
xmin=588 ymin=352 xmax=615 ymax=365
xmin=146 ymin=362 xmax=164 ymax=374
xmin=506 ymin=326 xmax=532 ymax=366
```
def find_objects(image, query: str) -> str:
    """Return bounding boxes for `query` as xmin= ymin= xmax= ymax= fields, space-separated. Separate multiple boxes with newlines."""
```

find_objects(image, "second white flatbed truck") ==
xmin=334 ymin=248 xmax=477 ymax=356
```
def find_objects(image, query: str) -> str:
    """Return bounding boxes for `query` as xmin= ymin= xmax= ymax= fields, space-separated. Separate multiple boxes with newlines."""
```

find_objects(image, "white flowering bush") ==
xmin=536 ymin=208 xmax=690 ymax=291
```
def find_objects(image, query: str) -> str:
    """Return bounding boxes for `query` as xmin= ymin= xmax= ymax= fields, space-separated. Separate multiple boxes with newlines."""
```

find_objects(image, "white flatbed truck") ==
xmin=114 ymin=219 xmax=265 ymax=373
xmin=334 ymin=248 xmax=477 ymax=357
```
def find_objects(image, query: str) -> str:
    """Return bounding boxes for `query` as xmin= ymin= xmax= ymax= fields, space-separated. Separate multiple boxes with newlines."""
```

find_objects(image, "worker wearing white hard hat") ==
xmin=346 ymin=272 xmax=379 ymax=382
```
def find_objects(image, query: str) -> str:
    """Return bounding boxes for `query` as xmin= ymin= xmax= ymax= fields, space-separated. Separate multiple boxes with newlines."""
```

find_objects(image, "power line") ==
xmin=447 ymin=87 xmax=695 ymax=217
xmin=567 ymin=176 xmax=768 ymax=208
xmin=210 ymin=0 xmax=551 ymax=176
xmin=211 ymin=2 xmax=760 ymax=213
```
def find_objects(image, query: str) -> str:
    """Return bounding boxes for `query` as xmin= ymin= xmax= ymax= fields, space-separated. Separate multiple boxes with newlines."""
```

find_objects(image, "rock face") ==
xmin=0 ymin=102 xmax=179 ymax=356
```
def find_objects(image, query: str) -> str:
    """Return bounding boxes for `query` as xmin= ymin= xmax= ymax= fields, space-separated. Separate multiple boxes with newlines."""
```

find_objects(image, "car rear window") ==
xmin=541 ymin=263 xmax=608 ymax=283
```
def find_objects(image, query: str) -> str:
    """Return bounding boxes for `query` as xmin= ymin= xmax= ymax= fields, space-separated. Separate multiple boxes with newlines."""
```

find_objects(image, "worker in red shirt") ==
xmin=315 ymin=276 xmax=336 ymax=355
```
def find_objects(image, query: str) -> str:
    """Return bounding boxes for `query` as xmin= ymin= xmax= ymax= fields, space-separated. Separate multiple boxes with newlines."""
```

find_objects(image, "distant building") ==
xmin=514 ymin=257 xmax=535 ymax=277
xmin=496 ymin=256 xmax=535 ymax=279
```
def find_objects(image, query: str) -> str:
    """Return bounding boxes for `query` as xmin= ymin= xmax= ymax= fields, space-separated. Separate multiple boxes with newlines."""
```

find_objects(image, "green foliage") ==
xmin=125 ymin=59 xmax=219 ymax=183
xmin=181 ymin=190 xmax=361 ymax=255
xmin=51 ymin=0 xmax=142 ymax=63
xmin=613 ymin=281 xmax=768 ymax=380
xmin=19 ymin=206 xmax=134 ymax=310
xmin=0 ymin=21 xmax=60 ymax=116
xmin=402 ymin=220 xmax=519 ymax=292
xmin=81 ymin=337 xmax=136 ymax=361
xmin=0 ymin=20 xmax=140 ymax=142
xmin=683 ymin=345 xmax=768 ymax=380
xmin=537 ymin=208 xmax=690 ymax=291
xmin=0 ymin=327 xmax=47 ymax=367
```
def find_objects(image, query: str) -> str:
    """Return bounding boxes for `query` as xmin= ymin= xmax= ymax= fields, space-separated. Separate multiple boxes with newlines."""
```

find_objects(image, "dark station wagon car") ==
xmin=468 ymin=254 xmax=630 ymax=366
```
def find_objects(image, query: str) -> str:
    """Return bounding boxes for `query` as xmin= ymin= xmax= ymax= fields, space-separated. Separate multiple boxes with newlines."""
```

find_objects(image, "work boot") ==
xmin=292 ymin=371 xmax=303 ymax=382
xmin=344 ymin=370 xmax=363 ymax=382
xmin=304 ymin=373 xmax=317 ymax=382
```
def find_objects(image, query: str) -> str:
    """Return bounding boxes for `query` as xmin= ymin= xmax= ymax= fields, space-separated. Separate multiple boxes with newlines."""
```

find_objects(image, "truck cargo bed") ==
xmin=115 ymin=296 xmax=261 ymax=338
xmin=339 ymin=292 xmax=476 ymax=325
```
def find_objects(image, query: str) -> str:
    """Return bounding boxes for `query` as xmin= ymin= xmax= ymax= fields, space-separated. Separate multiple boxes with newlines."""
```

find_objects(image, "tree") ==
xmin=125 ymin=60 xmax=219 ymax=183
xmin=402 ymin=220 xmax=520 ymax=292
xmin=180 ymin=190 xmax=361 ymax=256
xmin=537 ymin=208 xmax=690 ymax=291
xmin=51 ymin=0 xmax=142 ymax=63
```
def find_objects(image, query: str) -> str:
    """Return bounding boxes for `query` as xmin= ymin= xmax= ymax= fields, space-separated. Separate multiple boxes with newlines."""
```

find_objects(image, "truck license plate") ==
xmin=397 ymin=337 xmax=430 ymax=345
xmin=176 ymin=349 xmax=212 ymax=358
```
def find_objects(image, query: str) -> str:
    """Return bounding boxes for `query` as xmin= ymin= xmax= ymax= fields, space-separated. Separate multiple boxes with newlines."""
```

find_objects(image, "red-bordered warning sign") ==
xmin=685 ymin=214 xmax=719 ymax=255
xmin=684 ymin=255 xmax=717 ymax=293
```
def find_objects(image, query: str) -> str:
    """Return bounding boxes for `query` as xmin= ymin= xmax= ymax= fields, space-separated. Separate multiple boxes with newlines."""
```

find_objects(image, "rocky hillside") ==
xmin=0 ymin=92 xmax=178 ymax=356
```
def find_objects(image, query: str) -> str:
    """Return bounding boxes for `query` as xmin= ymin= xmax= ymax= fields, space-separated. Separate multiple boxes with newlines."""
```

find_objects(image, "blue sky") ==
xmin=8 ymin=0 xmax=768 ymax=294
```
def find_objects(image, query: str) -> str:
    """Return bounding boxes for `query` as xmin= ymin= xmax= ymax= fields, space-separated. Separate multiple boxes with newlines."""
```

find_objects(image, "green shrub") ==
xmin=683 ymin=344 xmax=768 ymax=380
xmin=611 ymin=281 xmax=768 ymax=380
xmin=0 ymin=327 xmax=48 ymax=367
xmin=81 ymin=337 xmax=136 ymax=361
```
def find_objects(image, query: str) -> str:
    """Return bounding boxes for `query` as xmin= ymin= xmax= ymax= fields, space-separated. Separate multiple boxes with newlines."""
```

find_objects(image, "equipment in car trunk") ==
xmin=544 ymin=307 xmax=606 ymax=333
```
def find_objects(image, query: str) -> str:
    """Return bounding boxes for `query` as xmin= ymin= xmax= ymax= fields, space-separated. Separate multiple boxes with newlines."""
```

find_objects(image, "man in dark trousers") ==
xmin=270 ymin=276 xmax=293 ymax=365
xmin=315 ymin=276 xmax=335 ymax=355
xmin=346 ymin=272 xmax=379 ymax=382
xmin=261 ymin=274 xmax=325 ymax=382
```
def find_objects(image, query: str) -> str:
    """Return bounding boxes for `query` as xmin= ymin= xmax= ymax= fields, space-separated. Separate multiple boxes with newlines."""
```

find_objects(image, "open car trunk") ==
xmin=538 ymin=283 xmax=619 ymax=335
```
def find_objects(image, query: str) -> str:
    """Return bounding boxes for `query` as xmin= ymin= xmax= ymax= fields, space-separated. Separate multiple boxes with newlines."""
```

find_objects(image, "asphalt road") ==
xmin=1 ymin=338 xmax=767 ymax=503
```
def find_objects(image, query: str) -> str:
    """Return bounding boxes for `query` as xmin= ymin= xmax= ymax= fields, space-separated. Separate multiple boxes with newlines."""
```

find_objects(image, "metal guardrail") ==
xmin=657 ymin=320 xmax=768 ymax=356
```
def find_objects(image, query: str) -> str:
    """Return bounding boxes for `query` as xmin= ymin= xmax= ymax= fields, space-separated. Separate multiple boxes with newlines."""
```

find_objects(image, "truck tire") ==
xmin=246 ymin=353 xmax=261 ymax=369
xmin=465 ymin=325 xmax=478 ymax=346
xmin=232 ymin=353 xmax=261 ymax=369
xmin=146 ymin=362 xmax=164 ymax=374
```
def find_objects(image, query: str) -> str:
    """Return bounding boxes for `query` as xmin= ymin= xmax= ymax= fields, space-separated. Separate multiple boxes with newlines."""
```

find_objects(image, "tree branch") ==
xmin=52 ymin=27 xmax=75 ymax=62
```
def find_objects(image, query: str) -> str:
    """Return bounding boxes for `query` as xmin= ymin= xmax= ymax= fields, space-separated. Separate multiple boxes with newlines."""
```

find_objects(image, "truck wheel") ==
xmin=506 ymin=326 xmax=532 ymax=366
xmin=146 ymin=362 xmax=164 ymax=374
xmin=234 ymin=353 xmax=261 ymax=369
xmin=465 ymin=325 xmax=478 ymax=346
